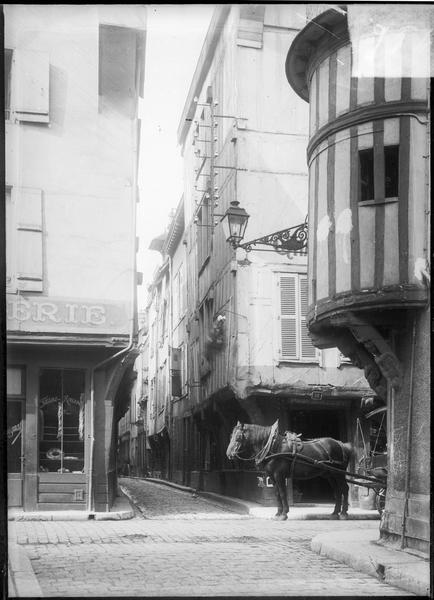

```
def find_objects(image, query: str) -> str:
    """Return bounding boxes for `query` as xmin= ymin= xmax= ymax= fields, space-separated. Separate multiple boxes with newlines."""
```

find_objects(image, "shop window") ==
xmin=39 ymin=369 xmax=85 ymax=474
xmin=359 ymin=145 xmax=399 ymax=202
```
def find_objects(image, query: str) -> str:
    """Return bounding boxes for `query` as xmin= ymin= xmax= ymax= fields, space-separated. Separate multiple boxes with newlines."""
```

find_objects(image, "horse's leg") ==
xmin=265 ymin=462 xmax=282 ymax=517
xmin=273 ymin=464 xmax=289 ymax=521
xmin=340 ymin=475 xmax=349 ymax=518
xmin=326 ymin=476 xmax=341 ymax=518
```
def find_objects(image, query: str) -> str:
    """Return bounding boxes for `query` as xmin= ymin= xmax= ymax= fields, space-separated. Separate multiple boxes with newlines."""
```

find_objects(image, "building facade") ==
xmin=6 ymin=5 xmax=146 ymax=512
xmin=286 ymin=5 xmax=430 ymax=552
xmin=144 ymin=5 xmax=374 ymax=507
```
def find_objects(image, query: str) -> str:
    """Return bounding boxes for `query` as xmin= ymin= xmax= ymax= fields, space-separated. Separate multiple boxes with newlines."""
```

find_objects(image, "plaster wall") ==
xmin=5 ymin=4 xmax=142 ymax=320
xmin=233 ymin=261 xmax=371 ymax=399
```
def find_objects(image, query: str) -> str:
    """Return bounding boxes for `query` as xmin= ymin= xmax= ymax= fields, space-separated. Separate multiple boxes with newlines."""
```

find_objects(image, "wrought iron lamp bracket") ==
xmin=236 ymin=217 xmax=308 ymax=254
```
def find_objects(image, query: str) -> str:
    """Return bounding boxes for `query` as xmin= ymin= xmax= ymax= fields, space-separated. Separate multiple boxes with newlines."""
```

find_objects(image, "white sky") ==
xmin=137 ymin=4 xmax=215 ymax=307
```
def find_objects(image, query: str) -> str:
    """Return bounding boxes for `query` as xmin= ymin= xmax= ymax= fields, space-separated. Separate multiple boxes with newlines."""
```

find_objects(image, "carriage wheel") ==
xmin=375 ymin=488 xmax=386 ymax=516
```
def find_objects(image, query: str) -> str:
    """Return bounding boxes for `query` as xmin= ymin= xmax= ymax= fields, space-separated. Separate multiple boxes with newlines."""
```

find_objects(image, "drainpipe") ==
xmin=400 ymin=317 xmax=416 ymax=548
xmin=87 ymin=119 xmax=139 ymax=513
xmin=168 ymin=253 xmax=173 ymax=479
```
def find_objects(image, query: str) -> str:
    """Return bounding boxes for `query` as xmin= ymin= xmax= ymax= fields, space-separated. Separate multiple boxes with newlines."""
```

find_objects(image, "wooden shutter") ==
xmin=16 ymin=187 xmax=43 ymax=292
xmin=14 ymin=50 xmax=49 ymax=122
xmin=300 ymin=276 xmax=317 ymax=360
xmin=279 ymin=274 xmax=298 ymax=359
xmin=6 ymin=187 xmax=16 ymax=290
xmin=237 ymin=5 xmax=266 ymax=48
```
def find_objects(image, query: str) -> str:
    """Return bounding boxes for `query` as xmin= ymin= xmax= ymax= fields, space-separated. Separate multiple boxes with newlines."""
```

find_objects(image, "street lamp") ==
xmin=220 ymin=200 xmax=308 ymax=254
xmin=220 ymin=200 xmax=250 ymax=248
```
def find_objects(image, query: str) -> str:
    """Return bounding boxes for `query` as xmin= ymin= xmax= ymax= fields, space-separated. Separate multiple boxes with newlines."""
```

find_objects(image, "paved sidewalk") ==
xmin=312 ymin=528 xmax=431 ymax=597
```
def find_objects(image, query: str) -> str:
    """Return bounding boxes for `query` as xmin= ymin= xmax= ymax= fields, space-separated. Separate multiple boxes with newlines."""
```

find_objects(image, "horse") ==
xmin=226 ymin=420 xmax=353 ymax=521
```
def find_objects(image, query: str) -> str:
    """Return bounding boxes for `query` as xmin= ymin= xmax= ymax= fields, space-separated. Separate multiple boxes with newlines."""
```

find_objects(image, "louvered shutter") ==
xmin=300 ymin=276 xmax=317 ymax=359
xmin=14 ymin=50 xmax=49 ymax=122
xmin=16 ymin=187 xmax=43 ymax=292
xmin=279 ymin=274 xmax=298 ymax=359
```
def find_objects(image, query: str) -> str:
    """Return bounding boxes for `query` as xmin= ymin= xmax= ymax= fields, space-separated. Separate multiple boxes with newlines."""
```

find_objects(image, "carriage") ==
xmin=226 ymin=420 xmax=387 ymax=520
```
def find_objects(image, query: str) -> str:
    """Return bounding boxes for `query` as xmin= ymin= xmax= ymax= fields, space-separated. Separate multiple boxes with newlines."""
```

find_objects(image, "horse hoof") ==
xmin=329 ymin=513 xmax=339 ymax=520
xmin=273 ymin=514 xmax=288 ymax=521
xmin=340 ymin=513 xmax=349 ymax=520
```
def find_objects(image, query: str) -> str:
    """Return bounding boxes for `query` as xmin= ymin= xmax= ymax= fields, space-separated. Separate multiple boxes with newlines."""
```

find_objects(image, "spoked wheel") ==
xmin=375 ymin=488 xmax=386 ymax=516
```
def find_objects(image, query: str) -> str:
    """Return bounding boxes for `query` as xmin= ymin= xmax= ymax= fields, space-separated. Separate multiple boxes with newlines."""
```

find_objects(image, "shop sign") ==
xmin=7 ymin=295 xmax=130 ymax=335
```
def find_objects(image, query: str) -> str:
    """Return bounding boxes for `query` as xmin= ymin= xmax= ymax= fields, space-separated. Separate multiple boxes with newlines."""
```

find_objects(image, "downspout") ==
xmin=168 ymin=254 xmax=173 ymax=479
xmin=400 ymin=317 xmax=416 ymax=548
xmin=87 ymin=117 xmax=139 ymax=513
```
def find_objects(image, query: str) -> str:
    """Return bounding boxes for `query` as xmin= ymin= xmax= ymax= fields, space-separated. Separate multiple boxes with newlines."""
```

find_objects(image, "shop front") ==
xmin=7 ymin=294 xmax=135 ymax=513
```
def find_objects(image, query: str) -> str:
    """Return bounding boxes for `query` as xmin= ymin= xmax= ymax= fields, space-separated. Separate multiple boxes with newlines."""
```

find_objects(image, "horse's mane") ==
xmin=242 ymin=423 xmax=272 ymax=443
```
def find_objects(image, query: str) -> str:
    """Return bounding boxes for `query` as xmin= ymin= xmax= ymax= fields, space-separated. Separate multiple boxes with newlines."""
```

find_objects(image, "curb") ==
xmin=311 ymin=530 xmax=430 ymax=597
xmin=8 ymin=540 xmax=43 ymax=598
xmin=8 ymin=490 xmax=134 ymax=522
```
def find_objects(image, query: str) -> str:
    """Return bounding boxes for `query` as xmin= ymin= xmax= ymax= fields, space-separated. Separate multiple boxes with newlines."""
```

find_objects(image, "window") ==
xmin=171 ymin=346 xmax=183 ymax=398
xmin=6 ymin=186 xmax=44 ymax=293
xmin=39 ymin=369 xmax=85 ymax=473
xmin=384 ymin=145 xmax=399 ymax=198
xmin=99 ymin=25 xmax=144 ymax=117
xmin=197 ymin=198 xmax=212 ymax=270
xmin=15 ymin=49 xmax=50 ymax=122
xmin=359 ymin=145 xmax=399 ymax=202
xmin=278 ymin=273 xmax=318 ymax=361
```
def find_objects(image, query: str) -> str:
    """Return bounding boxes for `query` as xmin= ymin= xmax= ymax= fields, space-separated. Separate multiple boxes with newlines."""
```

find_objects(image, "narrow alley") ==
xmin=8 ymin=479 xmax=413 ymax=597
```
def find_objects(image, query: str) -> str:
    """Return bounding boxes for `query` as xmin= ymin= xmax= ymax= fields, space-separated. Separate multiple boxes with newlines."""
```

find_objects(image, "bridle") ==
xmin=230 ymin=423 xmax=278 ymax=464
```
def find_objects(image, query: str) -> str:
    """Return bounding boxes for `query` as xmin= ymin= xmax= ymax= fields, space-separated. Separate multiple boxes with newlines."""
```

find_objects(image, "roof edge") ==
xmin=285 ymin=7 xmax=347 ymax=101
xmin=177 ymin=5 xmax=231 ymax=148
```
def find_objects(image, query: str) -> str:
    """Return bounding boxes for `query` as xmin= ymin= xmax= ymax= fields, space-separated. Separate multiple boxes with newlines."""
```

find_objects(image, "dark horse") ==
xmin=226 ymin=421 xmax=352 ymax=520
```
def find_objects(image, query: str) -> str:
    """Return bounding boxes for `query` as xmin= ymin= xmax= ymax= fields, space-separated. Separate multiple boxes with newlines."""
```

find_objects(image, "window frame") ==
xmin=38 ymin=368 xmax=86 ymax=475
xmin=358 ymin=144 xmax=400 ymax=205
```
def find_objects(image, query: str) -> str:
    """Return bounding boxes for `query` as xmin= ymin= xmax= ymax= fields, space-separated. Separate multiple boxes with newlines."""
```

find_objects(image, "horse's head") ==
xmin=226 ymin=421 xmax=250 ymax=460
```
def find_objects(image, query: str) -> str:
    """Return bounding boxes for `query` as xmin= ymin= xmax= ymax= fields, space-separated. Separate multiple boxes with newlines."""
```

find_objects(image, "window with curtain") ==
xmin=278 ymin=273 xmax=318 ymax=362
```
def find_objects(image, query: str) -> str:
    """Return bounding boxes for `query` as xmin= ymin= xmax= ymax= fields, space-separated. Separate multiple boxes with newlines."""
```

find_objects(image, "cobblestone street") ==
xmin=8 ymin=478 xmax=412 ymax=597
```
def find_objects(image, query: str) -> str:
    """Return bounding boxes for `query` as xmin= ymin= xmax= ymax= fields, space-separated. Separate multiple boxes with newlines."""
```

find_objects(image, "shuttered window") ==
xmin=237 ymin=5 xmax=266 ymax=48
xmin=14 ymin=49 xmax=50 ymax=123
xmin=16 ymin=187 xmax=43 ymax=292
xmin=7 ymin=187 xmax=44 ymax=293
xmin=278 ymin=273 xmax=318 ymax=362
